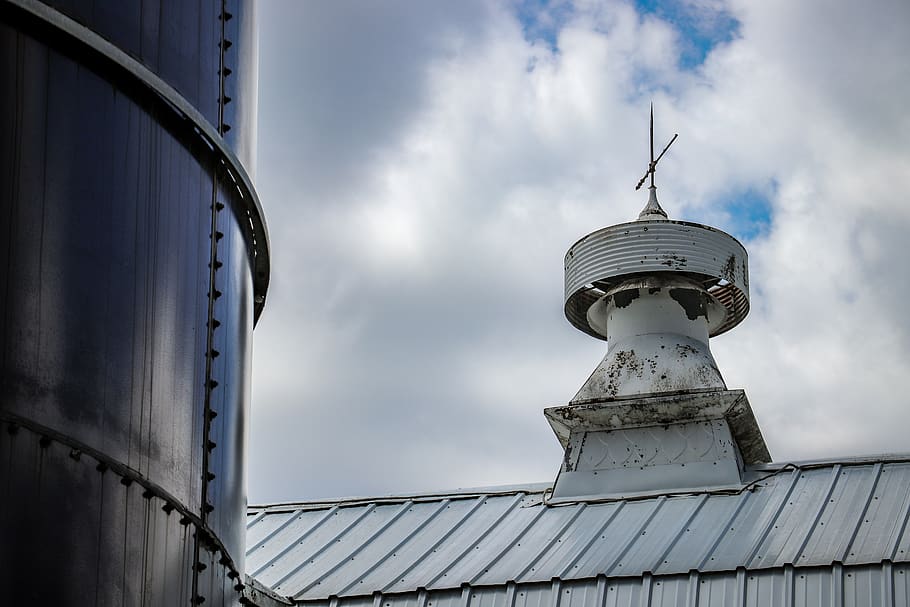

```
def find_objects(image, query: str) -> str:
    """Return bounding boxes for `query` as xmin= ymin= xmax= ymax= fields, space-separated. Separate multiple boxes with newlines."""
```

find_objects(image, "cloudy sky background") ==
xmin=247 ymin=0 xmax=910 ymax=504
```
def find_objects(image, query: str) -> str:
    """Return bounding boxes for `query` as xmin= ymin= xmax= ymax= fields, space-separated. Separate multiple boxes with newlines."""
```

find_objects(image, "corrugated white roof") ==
xmin=246 ymin=457 xmax=910 ymax=602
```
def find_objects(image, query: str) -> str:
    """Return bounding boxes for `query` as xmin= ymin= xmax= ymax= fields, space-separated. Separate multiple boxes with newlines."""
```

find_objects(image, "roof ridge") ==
xmin=248 ymin=482 xmax=553 ymax=512
xmin=248 ymin=456 xmax=910 ymax=513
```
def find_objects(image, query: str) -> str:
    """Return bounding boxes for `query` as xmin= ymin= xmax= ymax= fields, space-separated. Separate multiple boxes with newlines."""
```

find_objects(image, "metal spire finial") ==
xmin=635 ymin=103 xmax=678 ymax=220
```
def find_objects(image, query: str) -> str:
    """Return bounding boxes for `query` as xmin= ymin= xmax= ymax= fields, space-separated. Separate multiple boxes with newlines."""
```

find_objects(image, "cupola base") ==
xmin=545 ymin=389 xmax=770 ymax=500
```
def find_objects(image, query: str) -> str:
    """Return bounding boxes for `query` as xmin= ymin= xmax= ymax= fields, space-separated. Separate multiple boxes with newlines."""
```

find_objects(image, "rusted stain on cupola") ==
xmin=669 ymin=288 xmax=708 ymax=320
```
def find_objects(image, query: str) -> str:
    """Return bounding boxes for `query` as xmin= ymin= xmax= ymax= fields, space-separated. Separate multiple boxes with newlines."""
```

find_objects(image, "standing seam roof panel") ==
xmin=750 ymin=466 xmax=842 ymax=569
xmin=709 ymin=468 xmax=802 ymax=569
xmin=281 ymin=564 xmax=910 ymax=607
xmin=376 ymin=496 xmax=491 ymax=594
xmin=517 ymin=504 xmax=591 ymax=582
xmin=247 ymin=509 xmax=305 ymax=558
xmin=467 ymin=503 xmax=550 ymax=586
xmin=264 ymin=505 xmax=377 ymax=591
xmin=577 ymin=497 xmax=668 ymax=579
xmin=648 ymin=494 xmax=710 ymax=575
xmin=672 ymin=489 xmax=753 ymax=572
xmin=247 ymin=461 xmax=910 ymax=601
xmin=621 ymin=495 xmax=710 ymax=576
xmin=248 ymin=507 xmax=342 ymax=578
xmin=519 ymin=504 xmax=616 ymax=579
xmin=336 ymin=500 xmax=453 ymax=597
xmin=846 ymin=463 xmax=910 ymax=563
xmin=379 ymin=496 xmax=507 ymax=595
xmin=291 ymin=502 xmax=418 ymax=599
xmin=802 ymin=464 xmax=881 ymax=566
xmin=477 ymin=502 xmax=589 ymax=585
xmin=557 ymin=503 xmax=627 ymax=580
xmin=421 ymin=494 xmax=528 ymax=591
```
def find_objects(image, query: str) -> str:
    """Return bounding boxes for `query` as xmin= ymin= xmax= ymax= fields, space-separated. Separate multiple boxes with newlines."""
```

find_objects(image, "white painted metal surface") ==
xmin=546 ymin=390 xmax=769 ymax=499
xmin=246 ymin=458 xmax=910 ymax=604
xmin=559 ymin=200 xmax=757 ymax=497
xmin=572 ymin=276 xmax=726 ymax=401
xmin=551 ymin=419 xmax=743 ymax=499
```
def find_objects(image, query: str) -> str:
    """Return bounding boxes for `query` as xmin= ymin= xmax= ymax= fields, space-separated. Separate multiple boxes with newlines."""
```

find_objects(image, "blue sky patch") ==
xmin=634 ymin=0 xmax=740 ymax=69
xmin=514 ymin=1 xmax=739 ymax=69
xmin=721 ymin=186 xmax=774 ymax=241
xmin=681 ymin=185 xmax=775 ymax=241
xmin=513 ymin=0 xmax=574 ymax=51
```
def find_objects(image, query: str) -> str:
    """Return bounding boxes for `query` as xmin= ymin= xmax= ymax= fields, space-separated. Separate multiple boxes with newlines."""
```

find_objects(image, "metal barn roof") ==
xmin=246 ymin=456 xmax=910 ymax=605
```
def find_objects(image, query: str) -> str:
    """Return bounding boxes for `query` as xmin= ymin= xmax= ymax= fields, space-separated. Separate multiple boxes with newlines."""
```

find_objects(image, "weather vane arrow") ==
xmin=635 ymin=103 xmax=678 ymax=191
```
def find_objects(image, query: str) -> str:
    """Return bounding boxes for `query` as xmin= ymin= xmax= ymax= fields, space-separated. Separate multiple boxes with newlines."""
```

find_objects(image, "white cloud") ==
xmin=249 ymin=0 xmax=910 ymax=503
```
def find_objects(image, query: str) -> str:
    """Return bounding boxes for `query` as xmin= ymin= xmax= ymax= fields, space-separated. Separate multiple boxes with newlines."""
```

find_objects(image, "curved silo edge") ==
xmin=0 ymin=410 xmax=249 ymax=586
xmin=0 ymin=0 xmax=271 ymax=323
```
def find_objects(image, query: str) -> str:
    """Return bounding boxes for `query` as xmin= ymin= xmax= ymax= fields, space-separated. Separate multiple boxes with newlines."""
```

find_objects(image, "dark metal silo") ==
xmin=0 ymin=1 xmax=268 ymax=605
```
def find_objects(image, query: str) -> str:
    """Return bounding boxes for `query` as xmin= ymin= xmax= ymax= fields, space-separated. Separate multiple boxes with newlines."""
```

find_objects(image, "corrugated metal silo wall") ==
xmin=0 ymin=1 xmax=267 ymax=605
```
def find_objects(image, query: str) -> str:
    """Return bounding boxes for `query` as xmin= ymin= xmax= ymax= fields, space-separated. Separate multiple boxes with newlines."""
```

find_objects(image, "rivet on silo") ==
xmin=96 ymin=462 xmax=108 ymax=473
xmin=39 ymin=435 xmax=51 ymax=448
xmin=6 ymin=423 xmax=18 ymax=435
xmin=180 ymin=516 xmax=192 ymax=526
xmin=142 ymin=489 xmax=155 ymax=499
xmin=207 ymin=440 xmax=217 ymax=451
xmin=208 ymin=379 xmax=219 ymax=389
xmin=161 ymin=503 xmax=175 ymax=514
xmin=120 ymin=477 xmax=133 ymax=487
xmin=69 ymin=449 xmax=82 ymax=460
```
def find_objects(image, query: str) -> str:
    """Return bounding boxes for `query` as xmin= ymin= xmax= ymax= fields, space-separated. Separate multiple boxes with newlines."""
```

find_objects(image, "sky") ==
xmin=247 ymin=0 xmax=910 ymax=505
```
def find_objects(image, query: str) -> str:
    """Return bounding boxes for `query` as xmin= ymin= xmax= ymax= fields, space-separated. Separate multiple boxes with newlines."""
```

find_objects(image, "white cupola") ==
xmin=547 ymin=108 xmax=769 ymax=500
